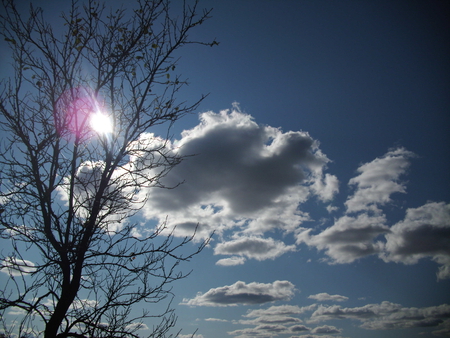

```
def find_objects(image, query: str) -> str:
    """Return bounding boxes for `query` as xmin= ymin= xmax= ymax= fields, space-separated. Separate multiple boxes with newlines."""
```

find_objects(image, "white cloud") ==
xmin=0 ymin=257 xmax=36 ymax=276
xmin=345 ymin=148 xmax=415 ymax=214
xmin=7 ymin=308 xmax=26 ymax=316
xmin=297 ymin=213 xmax=388 ymax=263
xmin=214 ymin=236 xmax=296 ymax=261
xmin=308 ymin=293 xmax=349 ymax=302
xmin=180 ymin=280 xmax=296 ymax=307
xmin=125 ymin=322 xmax=149 ymax=331
xmin=70 ymin=298 xmax=99 ymax=310
xmin=383 ymin=201 xmax=450 ymax=279
xmin=138 ymin=106 xmax=331 ymax=241
xmin=205 ymin=318 xmax=228 ymax=322
xmin=310 ymin=170 xmax=339 ymax=202
xmin=326 ymin=205 xmax=338 ymax=213
xmin=216 ymin=256 xmax=246 ymax=266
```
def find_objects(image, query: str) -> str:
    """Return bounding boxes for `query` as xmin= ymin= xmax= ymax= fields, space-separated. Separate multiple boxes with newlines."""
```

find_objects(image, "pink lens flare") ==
xmin=55 ymin=87 xmax=110 ymax=139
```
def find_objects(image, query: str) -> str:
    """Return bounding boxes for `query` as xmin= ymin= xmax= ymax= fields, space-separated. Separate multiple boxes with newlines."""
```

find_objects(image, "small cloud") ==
xmin=345 ymin=147 xmax=415 ymax=214
xmin=214 ymin=236 xmax=296 ymax=261
xmin=216 ymin=256 xmax=246 ymax=266
xmin=180 ymin=280 xmax=296 ymax=307
xmin=289 ymin=324 xmax=311 ymax=332
xmin=125 ymin=322 xmax=149 ymax=331
xmin=205 ymin=318 xmax=228 ymax=322
xmin=326 ymin=205 xmax=338 ymax=213
xmin=311 ymin=325 xmax=342 ymax=334
xmin=310 ymin=171 xmax=339 ymax=202
xmin=308 ymin=292 xmax=349 ymax=302
xmin=1 ymin=257 xmax=36 ymax=276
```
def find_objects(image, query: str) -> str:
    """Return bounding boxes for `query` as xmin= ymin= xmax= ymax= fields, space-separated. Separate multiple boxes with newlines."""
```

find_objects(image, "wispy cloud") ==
xmin=345 ymin=148 xmax=415 ymax=214
xmin=215 ymin=256 xmax=246 ymax=266
xmin=180 ymin=280 xmax=296 ymax=307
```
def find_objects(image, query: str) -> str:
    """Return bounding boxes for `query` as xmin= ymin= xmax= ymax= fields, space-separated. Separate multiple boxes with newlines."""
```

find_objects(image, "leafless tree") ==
xmin=0 ymin=0 xmax=216 ymax=337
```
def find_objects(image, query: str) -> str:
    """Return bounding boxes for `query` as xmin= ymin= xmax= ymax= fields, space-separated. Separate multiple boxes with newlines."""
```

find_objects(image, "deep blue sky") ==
xmin=170 ymin=1 xmax=450 ymax=337
xmin=1 ymin=1 xmax=449 ymax=338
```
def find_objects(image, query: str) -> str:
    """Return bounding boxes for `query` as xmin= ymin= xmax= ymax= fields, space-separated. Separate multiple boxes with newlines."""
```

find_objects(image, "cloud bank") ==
xmin=218 ymin=293 xmax=450 ymax=337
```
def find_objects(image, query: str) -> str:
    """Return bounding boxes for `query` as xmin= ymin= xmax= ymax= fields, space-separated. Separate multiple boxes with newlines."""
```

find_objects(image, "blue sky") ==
xmin=1 ymin=1 xmax=450 ymax=338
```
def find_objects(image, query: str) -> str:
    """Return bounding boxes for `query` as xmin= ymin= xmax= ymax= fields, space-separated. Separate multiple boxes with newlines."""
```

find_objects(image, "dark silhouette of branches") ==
xmin=0 ymin=0 xmax=216 ymax=337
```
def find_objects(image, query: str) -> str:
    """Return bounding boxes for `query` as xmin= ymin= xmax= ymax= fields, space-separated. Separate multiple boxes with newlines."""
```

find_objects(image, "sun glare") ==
xmin=90 ymin=112 xmax=113 ymax=135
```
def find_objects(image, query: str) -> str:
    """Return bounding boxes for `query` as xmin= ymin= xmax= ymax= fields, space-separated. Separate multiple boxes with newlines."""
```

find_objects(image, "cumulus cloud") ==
xmin=383 ymin=201 xmax=450 ymax=279
xmin=308 ymin=293 xmax=349 ymax=302
xmin=214 ymin=236 xmax=296 ymax=262
xmin=180 ymin=280 xmax=295 ymax=307
xmin=137 ymin=106 xmax=332 ymax=242
xmin=309 ymin=301 xmax=450 ymax=333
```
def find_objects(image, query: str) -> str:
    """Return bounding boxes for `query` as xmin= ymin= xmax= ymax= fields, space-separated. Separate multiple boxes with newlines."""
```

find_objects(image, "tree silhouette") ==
xmin=0 ymin=0 xmax=216 ymax=337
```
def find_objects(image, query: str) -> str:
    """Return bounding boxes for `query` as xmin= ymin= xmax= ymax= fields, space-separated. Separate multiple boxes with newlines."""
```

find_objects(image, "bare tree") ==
xmin=0 ymin=0 xmax=216 ymax=337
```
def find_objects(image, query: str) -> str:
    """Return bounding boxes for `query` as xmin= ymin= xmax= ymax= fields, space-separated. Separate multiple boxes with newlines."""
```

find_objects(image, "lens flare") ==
xmin=90 ymin=112 xmax=113 ymax=135
xmin=55 ymin=87 xmax=112 ymax=139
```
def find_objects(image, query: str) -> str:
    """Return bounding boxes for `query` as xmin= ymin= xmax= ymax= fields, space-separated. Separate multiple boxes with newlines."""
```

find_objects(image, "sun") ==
xmin=90 ymin=112 xmax=113 ymax=135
